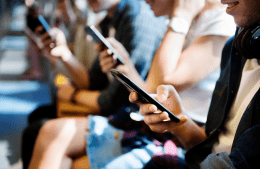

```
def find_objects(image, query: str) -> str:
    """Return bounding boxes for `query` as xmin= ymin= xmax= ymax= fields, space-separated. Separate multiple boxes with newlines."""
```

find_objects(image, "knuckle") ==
xmin=158 ymin=85 xmax=166 ymax=92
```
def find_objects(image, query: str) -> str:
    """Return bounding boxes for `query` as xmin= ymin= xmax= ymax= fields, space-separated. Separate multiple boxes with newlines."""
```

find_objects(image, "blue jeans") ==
xmin=86 ymin=115 xmax=163 ymax=169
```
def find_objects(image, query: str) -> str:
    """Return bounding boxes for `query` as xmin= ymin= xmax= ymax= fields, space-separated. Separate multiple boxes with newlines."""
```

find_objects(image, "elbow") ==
xmin=161 ymin=75 xmax=194 ymax=93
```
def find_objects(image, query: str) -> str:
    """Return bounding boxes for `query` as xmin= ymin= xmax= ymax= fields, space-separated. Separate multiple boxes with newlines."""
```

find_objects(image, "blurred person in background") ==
xmin=22 ymin=0 xmax=167 ymax=168
xmin=26 ymin=0 xmax=236 ymax=169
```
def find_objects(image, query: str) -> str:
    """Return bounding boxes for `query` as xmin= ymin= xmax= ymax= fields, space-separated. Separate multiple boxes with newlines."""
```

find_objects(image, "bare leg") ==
xmin=28 ymin=117 xmax=88 ymax=169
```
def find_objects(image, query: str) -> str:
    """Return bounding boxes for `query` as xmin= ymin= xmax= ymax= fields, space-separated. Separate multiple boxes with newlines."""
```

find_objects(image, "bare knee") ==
xmin=36 ymin=118 xmax=76 ymax=149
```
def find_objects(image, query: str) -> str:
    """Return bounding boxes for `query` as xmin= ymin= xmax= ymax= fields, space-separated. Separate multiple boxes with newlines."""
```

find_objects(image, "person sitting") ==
xmin=22 ymin=0 xmax=167 ymax=168
xmin=129 ymin=0 xmax=260 ymax=168
xmin=25 ymin=0 xmax=237 ymax=168
xmin=96 ymin=0 xmax=236 ymax=124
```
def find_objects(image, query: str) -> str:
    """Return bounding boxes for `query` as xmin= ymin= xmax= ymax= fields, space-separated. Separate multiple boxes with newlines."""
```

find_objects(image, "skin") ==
xmin=129 ymin=85 xmax=207 ymax=150
xmin=129 ymin=0 xmax=260 ymax=151
xmin=221 ymin=0 xmax=260 ymax=27
xmin=96 ymin=0 xmax=227 ymax=93
xmin=87 ymin=0 xmax=120 ymax=18
xmin=27 ymin=1 xmax=127 ymax=169
xmin=33 ymin=0 xmax=124 ymax=114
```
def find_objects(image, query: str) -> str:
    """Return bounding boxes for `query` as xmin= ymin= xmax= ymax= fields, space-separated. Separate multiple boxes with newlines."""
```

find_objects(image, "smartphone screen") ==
xmin=85 ymin=25 xmax=125 ymax=65
xmin=110 ymin=69 xmax=180 ymax=123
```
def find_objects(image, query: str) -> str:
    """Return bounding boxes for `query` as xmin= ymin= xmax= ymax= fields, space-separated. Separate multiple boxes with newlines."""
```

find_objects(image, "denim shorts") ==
xmin=86 ymin=115 xmax=163 ymax=169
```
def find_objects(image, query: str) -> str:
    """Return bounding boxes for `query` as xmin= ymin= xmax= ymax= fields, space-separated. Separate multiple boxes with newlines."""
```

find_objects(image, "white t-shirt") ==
xmin=213 ymin=59 xmax=260 ymax=154
xmin=179 ymin=7 xmax=236 ymax=123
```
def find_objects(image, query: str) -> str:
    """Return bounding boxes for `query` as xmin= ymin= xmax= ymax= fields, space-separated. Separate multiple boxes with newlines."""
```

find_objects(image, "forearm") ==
xmin=73 ymin=89 xmax=101 ymax=115
xmin=172 ymin=116 xmax=207 ymax=150
xmin=145 ymin=28 xmax=186 ymax=93
xmin=147 ymin=35 xmax=227 ymax=93
xmin=122 ymin=62 xmax=147 ymax=92
xmin=60 ymin=53 xmax=90 ymax=89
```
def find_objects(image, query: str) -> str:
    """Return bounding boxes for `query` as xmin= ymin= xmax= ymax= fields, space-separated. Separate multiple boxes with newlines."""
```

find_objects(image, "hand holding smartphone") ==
xmin=85 ymin=25 xmax=125 ymax=65
xmin=110 ymin=69 xmax=180 ymax=123
xmin=25 ymin=1 xmax=55 ymax=47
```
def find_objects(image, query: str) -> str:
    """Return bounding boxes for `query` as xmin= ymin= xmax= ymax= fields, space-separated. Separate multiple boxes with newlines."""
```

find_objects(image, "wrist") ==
xmin=167 ymin=17 xmax=191 ymax=35
xmin=70 ymin=88 xmax=79 ymax=104
xmin=170 ymin=11 xmax=193 ymax=25
xmin=61 ymin=47 xmax=73 ymax=62
xmin=170 ymin=114 xmax=189 ymax=135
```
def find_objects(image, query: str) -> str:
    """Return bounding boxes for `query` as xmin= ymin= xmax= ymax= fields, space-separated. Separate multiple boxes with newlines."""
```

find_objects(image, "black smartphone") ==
xmin=110 ymin=69 xmax=180 ymax=123
xmin=85 ymin=25 xmax=125 ymax=65
xmin=27 ymin=15 xmax=52 ymax=34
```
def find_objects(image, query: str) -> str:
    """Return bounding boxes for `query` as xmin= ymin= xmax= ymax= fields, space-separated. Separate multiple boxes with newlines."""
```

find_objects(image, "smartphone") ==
xmin=110 ymin=69 xmax=180 ymax=123
xmin=85 ymin=25 xmax=125 ymax=65
xmin=27 ymin=15 xmax=52 ymax=34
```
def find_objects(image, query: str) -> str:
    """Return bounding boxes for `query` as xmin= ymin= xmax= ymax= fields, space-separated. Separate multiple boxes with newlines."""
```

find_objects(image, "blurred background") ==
xmin=0 ymin=0 xmax=54 ymax=168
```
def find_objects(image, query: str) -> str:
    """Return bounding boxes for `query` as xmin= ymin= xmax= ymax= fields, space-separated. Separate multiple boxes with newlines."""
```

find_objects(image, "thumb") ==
xmin=178 ymin=115 xmax=188 ymax=125
xmin=51 ymin=45 xmax=72 ymax=61
xmin=51 ymin=45 xmax=63 ymax=57
xmin=157 ymin=85 xmax=177 ymax=102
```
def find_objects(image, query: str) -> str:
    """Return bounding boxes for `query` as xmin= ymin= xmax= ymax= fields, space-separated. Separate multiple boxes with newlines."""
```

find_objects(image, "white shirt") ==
xmin=179 ymin=7 xmax=236 ymax=123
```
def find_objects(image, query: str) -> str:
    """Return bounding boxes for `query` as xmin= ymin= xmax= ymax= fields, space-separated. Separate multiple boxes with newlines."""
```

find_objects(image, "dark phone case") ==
xmin=110 ymin=69 xmax=180 ymax=123
xmin=27 ymin=15 xmax=51 ymax=34
xmin=85 ymin=25 xmax=125 ymax=65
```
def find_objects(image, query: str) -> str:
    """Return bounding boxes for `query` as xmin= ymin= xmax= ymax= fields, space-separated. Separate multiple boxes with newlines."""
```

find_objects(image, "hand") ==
xmin=171 ymin=0 xmax=205 ymax=24
xmin=94 ymin=37 xmax=133 ymax=74
xmin=57 ymin=83 xmax=76 ymax=101
xmin=129 ymin=85 xmax=188 ymax=134
xmin=36 ymin=26 xmax=73 ymax=63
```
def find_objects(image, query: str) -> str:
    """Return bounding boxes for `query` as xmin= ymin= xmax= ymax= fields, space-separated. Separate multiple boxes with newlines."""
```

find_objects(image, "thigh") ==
xmin=39 ymin=117 xmax=88 ymax=158
xmin=64 ymin=117 xmax=89 ymax=158
xmin=22 ymin=119 xmax=50 ymax=169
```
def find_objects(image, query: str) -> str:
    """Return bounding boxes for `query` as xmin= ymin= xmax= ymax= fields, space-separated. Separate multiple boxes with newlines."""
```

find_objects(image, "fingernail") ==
xmin=107 ymin=49 xmax=112 ymax=55
xmin=159 ymin=94 xmax=167 ymax=102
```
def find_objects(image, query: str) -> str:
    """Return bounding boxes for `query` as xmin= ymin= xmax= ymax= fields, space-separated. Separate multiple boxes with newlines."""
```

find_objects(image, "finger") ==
xmin=148 ymin=115 xmax=188 ymax=133
xmin=106 ymin=37 xmax=119 ymax=48
xmin=35 ymin=26 xmax=43 ymax=34
xmin=129 ymin=92 xmax=151 ymax=105
xmin=94 ymin=42 xmax=105 ymax=52
xmin=51 ymin=45 xmax=64 ymax=56
xmin=143 ymin=111 xmax=169 ymax=124
xmin=100 ymin=57 xmax=115 ymax=68
xmin=101 ymin=62 xmax=116 ymax=73
xmin=129 ymin=91 xmax=139 ymax=103
xmin=107 ymin=49 xmax=113 ymax=55
xmin=149 ymin=123 xmax=170 ymax=133
xmin=129 ymin=91 xmax=158 ymax=105
xmin=99 ymin=49 xmax=112 ymax=60
xmin=140 ymin=103 xmax=158 ymax=116
xmin=42 ymin=38 xmax=57 ymax=49
xmin=40 ymin=31 xmax=53 ymax=41
xmin=178 ymin=115 xmax=188 ymax=125
xmin=94 ymin=43 xmax=101 ymax=52
xmin=112 ymin=54 xmax=117 ymax=63
xmin=157 ymin=85 xmax=176 ymax=102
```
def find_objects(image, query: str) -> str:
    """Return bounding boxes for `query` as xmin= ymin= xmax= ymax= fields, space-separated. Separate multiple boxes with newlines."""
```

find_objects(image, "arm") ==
xmin=40 ymin=27 xmax=90 ymax=89
xmin=86 ymin=8 xmax=168 ymax=116
xmin=57 ymin=82 xmax=101 ymax=115
xmin=98 ymin=31 xmax=228 ymax=93
xmin=146 ymin=34 xmax=228 ymax=92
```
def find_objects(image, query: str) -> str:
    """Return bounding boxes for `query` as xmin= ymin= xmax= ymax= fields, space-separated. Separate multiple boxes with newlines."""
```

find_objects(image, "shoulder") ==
xmin=191 ymin=7 xmax=236 ymax=37
xmin=120 ymin=0 xmax=166 ymax=26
